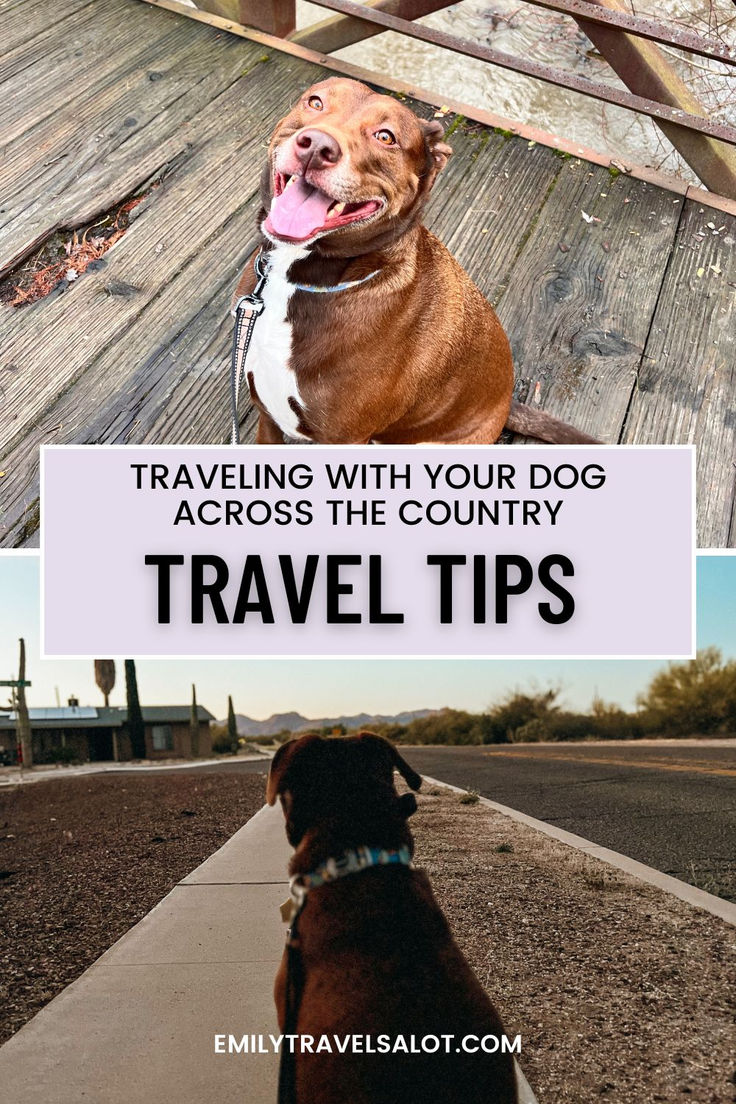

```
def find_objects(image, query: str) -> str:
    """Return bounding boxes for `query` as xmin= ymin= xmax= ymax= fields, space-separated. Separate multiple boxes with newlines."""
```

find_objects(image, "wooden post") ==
xmin=576 ymin=0 xmax=736 ymax=199
xmin=16 ymin=639 xmax=32 ymax=769
xmin=194 ymin=0 xmax=295 ymax=37
xmin=291 ymin=0 xmax=454 ymax=54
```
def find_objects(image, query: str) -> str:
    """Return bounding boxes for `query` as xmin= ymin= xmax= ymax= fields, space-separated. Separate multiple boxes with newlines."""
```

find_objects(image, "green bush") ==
xmin=637 ymin=648 xmax=736 ymax=737
xmin=37 ymin=745 xmax=80 ymax=765
xmin=211 ymin=724 xmax=238 ymax=755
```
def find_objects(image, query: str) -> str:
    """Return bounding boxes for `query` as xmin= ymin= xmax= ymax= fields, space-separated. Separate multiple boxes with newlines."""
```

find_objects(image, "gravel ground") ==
xmin=1 ymin=771 xmax=734 ymax=1104
xmin=0 ymin=771 xmax=266 ymax=1044
xmin=412 ymin=788 xmax=736 ymax=1104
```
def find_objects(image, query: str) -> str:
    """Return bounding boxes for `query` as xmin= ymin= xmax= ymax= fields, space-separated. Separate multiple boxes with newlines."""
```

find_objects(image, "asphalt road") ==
xmin=117 ymin=740 xmax=736 ymax=901
xmin=401 ymin=741 xmax=736 ymax=902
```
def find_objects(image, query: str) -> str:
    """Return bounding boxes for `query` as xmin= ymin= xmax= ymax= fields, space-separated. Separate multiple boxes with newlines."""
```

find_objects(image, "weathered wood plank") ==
xmin=195 ymin=0 xmax=296 ymax=37
xmin=0 ymin=1 xmax=182 ymax=146
xmin=0 ymin=200 xmax=263 ymax=546
xmin=495 ymin=159 xmax=684 ymax=443
xmin=0 ymin=19 xmax=232 ymax=209
xmin=0 ymin=53 xmax=323 ymax=544
xmin=0 ymin=0 xmax=96 ymax=56
xmin=0 ymin=5 xmax=263 ymax=274
xmin=622 ymin=200 xmax=736 ymax=547
xmin=0 ymin=56 xmax=315 ymax=454
xmin=427 ymin=133 xmax=564 ymax=309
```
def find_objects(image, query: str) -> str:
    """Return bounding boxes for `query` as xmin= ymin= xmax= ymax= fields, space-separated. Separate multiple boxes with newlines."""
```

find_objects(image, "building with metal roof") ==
xmin=0 ymin=704 xmax=215 ymax=764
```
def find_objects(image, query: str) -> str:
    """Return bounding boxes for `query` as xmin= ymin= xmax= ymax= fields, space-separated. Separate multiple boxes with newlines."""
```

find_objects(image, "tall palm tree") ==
xmin=125 ymin=659 xmax=146 ymax=759
xmin=227 ymin=695 xmax=238 ymax=752
xmin=190 ymin=684 xmax=200 ymax=758
xmin=94 ymin=659 xmax=116 ymax=708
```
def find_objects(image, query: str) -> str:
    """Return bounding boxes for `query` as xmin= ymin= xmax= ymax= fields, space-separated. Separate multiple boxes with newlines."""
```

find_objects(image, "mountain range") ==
xmin=223 ymin=709 xmax=435 ymax=738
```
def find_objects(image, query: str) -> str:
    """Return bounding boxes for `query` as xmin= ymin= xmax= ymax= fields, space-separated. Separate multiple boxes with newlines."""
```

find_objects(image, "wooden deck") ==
xmin=1 ymin=0 xmax=735 ymax=547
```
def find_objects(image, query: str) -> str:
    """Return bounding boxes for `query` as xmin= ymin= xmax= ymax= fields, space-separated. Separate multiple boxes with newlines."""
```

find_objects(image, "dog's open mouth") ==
xmin=265 ymin=172 xmax=382 ymax=242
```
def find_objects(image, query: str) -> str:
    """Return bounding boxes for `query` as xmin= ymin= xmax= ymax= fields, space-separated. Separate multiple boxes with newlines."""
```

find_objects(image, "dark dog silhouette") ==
xmin=267 ymin=732 xmax=518 ymax=1104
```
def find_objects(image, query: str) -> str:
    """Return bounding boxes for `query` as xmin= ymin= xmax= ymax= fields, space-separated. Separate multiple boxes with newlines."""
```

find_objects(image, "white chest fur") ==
xmin=247 ymin=244 xmax=309 ymax=440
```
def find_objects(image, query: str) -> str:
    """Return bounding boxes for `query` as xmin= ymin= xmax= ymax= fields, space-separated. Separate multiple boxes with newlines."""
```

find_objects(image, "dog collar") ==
xmin=293 ymin=270 xmax=380 ymax=294
xmin=257 ymin=247 xmax=381 ymax=294
xmin=289 ymin=845 xmax=412 ymax=912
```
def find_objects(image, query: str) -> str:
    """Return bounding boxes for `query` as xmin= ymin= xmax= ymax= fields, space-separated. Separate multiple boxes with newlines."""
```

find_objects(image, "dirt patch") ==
xmin=413 ymin=788 xmax=736 ymax=1104
xmin=0 ymin=770 xmax=266 ymax=1043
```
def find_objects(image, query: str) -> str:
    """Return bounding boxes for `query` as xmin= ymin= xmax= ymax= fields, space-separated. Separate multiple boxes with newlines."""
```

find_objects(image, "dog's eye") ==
xmin=374 ymin=129 xmax=396 ymax=146
xmin=307 ymin=95 xmax=323 ymax=111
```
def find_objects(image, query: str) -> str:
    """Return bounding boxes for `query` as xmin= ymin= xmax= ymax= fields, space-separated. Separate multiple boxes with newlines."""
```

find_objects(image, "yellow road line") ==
xmin=484 ymin=750 xmax=736 ymax=778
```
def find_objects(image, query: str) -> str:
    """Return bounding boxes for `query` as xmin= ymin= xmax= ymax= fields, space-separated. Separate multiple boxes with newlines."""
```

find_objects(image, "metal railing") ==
xmin=299 ymin=0 xmax=736 ymax=143
xmin=192 ymin=0 xmax=736 ymax=196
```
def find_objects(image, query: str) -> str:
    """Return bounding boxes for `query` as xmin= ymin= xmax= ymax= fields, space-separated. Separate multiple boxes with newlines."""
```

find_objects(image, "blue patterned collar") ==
xmin=289 ymin=845 xmax=412 ymax=912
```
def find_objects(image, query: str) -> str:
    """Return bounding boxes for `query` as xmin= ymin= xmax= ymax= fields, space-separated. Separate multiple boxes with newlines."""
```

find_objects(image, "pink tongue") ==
xmin=266 ymin=176 xmax=336 ymax=240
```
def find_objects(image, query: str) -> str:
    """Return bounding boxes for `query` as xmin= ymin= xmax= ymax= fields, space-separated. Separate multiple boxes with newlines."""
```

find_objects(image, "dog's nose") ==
xmin=295 ymin=128 xmax=342 ymax=169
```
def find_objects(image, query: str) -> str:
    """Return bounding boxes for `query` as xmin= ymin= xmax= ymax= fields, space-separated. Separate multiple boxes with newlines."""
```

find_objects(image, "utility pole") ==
xmin=0 ymin=639 xmax=33 ymax=767
xmin=190 ymin=684 xmax=200 ymax=758
xmin=17 ymin=639 xmax=32 ymax=768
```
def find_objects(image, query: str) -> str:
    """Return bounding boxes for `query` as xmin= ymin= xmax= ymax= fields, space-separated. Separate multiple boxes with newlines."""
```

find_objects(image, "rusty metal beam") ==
xmin=137 ymin=0 xmax=736 ymax=205
xmin=194 ymin=0 xmax=295 ymax=37
xmin=305 ymin=0 xmax=736 ymax=150
xmin=290 ymin=0 xmax=453 ymax=54
xmin=522 ymin=0 xmax=735 ymax=66
xmin=574 ymin=0 xmax=736 ymax=199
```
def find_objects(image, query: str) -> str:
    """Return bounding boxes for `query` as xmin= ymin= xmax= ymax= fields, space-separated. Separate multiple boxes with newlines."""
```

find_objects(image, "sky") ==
xmin=1 ymin=553 xmax=734 ymax=721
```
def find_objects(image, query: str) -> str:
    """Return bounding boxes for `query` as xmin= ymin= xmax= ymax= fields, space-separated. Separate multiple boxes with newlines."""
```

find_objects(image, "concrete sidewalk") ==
xmin=0 ymin=802 xmax=536 ymax=1104
xmin=0 ymin=753 xmax=268 ymax=786
xmin=0 ymin=805 xmax=291 ymax=1103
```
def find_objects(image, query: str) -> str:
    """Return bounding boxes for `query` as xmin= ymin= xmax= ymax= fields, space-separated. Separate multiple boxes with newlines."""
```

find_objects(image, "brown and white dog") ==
xmin=233 ymin=77 xmax=594 ymax=447
xmin=266 ymin=732 xmax=518 ymax=1104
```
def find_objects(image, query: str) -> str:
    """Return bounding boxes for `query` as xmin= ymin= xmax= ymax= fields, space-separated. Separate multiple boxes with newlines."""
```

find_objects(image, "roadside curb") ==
xmin=422 ymin=776 xmax=736 ymax=928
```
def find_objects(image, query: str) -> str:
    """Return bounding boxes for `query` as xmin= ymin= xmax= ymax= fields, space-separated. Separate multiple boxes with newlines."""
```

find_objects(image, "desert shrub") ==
xmin=370 ymin=722 xmax=409 ymax=743
xmin=459 ymin=790 xmax=479 ymax=804
xmin=483 ymin=688 xmax=561 ymax=743
xmin=589 ymin=700 xmax=645 ymax=741
xmin=637 ymin=648 xmax=736 ymax=737
xmin=211 ymin=724 xmax=238 ymax=754
xmin=403 ymin=709 xmax=482 ymax=745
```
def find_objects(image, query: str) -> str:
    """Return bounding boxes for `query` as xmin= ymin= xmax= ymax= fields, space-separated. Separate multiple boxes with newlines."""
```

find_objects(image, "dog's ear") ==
xmin=266 ymin=735 xmax=318 ymax=805
xmin=389 ymin=743 xmax=423 ymax=792
xmin=420 ymin=118 xmax=453 ymax=175
xmin=398 ymin=792 xmax=418 ymax=819
xmin=355 ymin=732 xmax=422 ymax=792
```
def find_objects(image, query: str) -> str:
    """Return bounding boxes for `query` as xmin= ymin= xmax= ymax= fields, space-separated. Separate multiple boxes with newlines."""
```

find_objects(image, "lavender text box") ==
xmin=42 ymin=445 xmax=694 ymax=658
